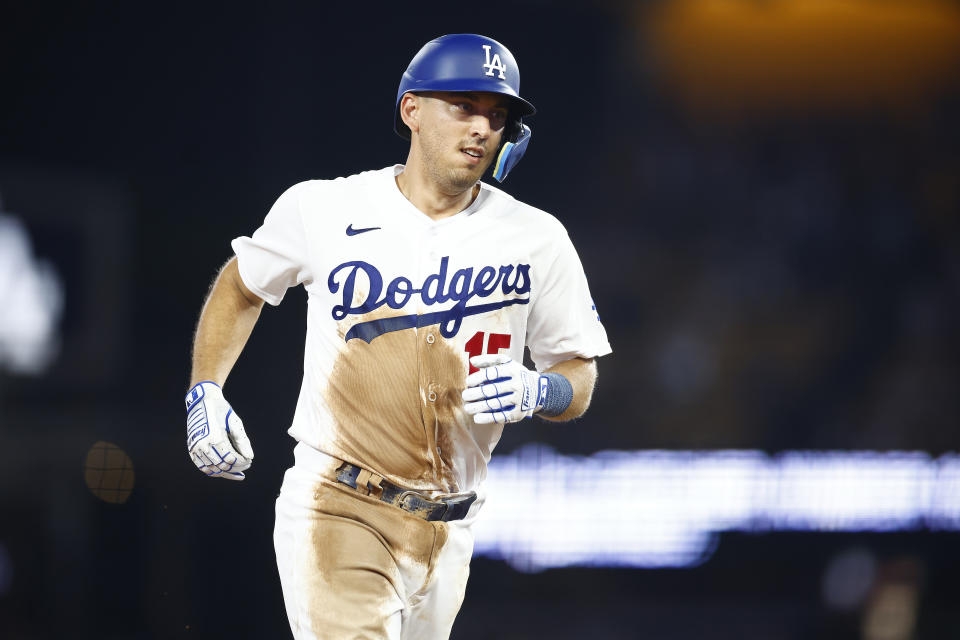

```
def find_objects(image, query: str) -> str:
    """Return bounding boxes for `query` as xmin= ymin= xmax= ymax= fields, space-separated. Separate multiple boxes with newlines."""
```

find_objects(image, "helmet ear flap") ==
xmin=492 ymin=122 xmax=531 ymax=183
xmin=505 ymin=116 xmax=523 ymax=145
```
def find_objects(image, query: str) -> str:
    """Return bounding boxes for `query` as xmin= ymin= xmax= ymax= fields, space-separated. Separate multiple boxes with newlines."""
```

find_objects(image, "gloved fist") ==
xmin=185 ymin=381 xmax=254 ymax=480
xmin=461 ymin=354 xmax=548 ymax=425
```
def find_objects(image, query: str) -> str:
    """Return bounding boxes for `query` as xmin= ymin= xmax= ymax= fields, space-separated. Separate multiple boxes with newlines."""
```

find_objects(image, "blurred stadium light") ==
xmin=0 ymin=170 xmax=132 ymax=389
xmin=0 ymin=210 xmax=63 ymax=374
xmin=642 ymin=0 xmax=960 ymax=115
xmin=474 ymin=445 xmax=960 ymax=571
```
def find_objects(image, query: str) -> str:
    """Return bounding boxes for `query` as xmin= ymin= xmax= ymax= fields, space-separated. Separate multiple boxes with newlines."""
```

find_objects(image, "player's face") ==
xmin=414 ymin=92 xmax=509 ymax=193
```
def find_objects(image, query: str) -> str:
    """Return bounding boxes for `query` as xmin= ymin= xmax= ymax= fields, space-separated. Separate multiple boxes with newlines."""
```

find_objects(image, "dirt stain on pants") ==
xmin=274 ymin=458 xmax=474 ymax=640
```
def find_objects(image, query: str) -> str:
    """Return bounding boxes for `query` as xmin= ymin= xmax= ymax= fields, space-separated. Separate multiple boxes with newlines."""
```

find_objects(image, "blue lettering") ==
xmin=475 ymin=266 xmax=497 ymax=297
xmin=498 ymin=265 xmax=515 ymax=294
xmin=440 ymin=299 xmax=466 ymax=338
xmin=510 ymin=264 xmax=531 ymax=295
xmin=328 ymin=261 xmax=384 ymax=320
xmin=448 ymin=267 xmax=473 ymax=301
xmin=422 ymin=256 xmax=450 ymax=304
xmin=327 ymin=256 xmax=532 ymax=342
xmin=385 ymin=276 xmax=414 ymax=309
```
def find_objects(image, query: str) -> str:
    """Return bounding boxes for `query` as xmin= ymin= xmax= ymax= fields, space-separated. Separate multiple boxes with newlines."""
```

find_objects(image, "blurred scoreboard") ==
xmin=474 ymin=445 xmax=960 ymax=571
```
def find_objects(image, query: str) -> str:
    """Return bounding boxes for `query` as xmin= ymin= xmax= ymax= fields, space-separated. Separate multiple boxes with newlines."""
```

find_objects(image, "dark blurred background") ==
xmin=1 ymin=1 xmax=959 ymax=638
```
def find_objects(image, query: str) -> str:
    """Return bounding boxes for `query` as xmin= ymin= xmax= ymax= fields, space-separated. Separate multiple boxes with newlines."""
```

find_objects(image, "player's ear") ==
xmin=399 ymin=93 xmax=421 ymax=136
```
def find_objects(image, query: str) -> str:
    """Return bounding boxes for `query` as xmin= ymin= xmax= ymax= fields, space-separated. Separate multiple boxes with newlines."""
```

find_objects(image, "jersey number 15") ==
xmin=464 ymin=331 xmax=511 ymax=374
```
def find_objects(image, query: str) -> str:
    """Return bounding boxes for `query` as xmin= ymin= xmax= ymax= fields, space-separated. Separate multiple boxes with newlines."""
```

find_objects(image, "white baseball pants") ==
xmin=274 ymin=443 xmax=475 ymax=639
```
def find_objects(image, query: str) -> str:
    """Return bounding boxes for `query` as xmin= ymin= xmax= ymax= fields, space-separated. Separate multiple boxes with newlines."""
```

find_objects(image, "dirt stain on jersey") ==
xmin=324 ymin=308 xmax=470 ymax=492
xmin=421 ymin=335 xmax=470 ymax=493
xmin=325 ymin=308 xmax=429 ymax=486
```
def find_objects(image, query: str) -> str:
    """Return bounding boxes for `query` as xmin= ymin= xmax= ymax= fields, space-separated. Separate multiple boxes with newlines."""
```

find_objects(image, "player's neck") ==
xmin=395 ymin=163 xmax=479 ymax=221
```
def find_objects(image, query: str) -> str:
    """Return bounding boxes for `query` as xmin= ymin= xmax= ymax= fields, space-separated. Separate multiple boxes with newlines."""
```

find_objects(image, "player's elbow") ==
xmin=222 ymin=256 xmax=265 ymax=310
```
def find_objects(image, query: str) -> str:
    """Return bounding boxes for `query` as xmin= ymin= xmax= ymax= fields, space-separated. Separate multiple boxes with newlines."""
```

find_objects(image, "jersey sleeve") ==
xmin=230 ymin=183 xmax=313 ymax=306
xmin=526 ymin=228 xmax=612 ymax=372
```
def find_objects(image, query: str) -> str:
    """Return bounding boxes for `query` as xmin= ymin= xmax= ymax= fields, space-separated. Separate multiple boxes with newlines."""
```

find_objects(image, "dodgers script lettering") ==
xmin=327 ymin=256 xmax=531 ymax=343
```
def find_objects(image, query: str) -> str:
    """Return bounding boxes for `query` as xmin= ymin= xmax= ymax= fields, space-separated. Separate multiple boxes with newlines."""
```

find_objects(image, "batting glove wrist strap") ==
xmin=539 ymin=373 xmax=573 ymax=417
xmin=185 ymin=380 xmax=217 ymax=410
xmin=185 ymin=381 xmax=254 ymax=481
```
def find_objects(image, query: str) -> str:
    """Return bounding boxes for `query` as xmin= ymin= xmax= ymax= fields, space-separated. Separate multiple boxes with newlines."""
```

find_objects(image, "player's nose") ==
xmin=469 ymin=114 xmax=492 ymax=139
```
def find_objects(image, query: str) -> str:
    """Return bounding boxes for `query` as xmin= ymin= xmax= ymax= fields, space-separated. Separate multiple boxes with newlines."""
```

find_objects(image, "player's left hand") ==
xmin=461 ymin=354 xmax=548 ymax=425
xmin=185 ymin=381 xmax=254 ymax=481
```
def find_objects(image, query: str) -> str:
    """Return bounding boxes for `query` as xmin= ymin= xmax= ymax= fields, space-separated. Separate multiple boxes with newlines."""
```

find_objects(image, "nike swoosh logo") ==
xmin=346 ymin=224 xmax=381 ymax=236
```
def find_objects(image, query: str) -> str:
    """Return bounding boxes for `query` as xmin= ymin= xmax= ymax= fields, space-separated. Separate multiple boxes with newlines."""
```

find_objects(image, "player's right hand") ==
xmin=185 ymin=381 xmax=254 ymax=481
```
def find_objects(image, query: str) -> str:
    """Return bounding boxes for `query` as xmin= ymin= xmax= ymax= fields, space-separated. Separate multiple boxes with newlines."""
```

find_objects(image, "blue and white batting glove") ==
xmin=185 ymin=381 xmax=254 ymax=481
xmin=461 ymin=354 xmax=548 ymax=425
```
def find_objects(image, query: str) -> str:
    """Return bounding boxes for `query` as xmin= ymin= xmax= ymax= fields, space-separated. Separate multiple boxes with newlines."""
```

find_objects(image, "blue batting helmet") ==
xmin=394 ymin=34 xmax=536 ymax=182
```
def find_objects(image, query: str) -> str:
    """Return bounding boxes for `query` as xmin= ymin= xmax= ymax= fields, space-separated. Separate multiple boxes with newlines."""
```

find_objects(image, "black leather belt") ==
xmin=335 ymin=462 xmax=477 ymax=522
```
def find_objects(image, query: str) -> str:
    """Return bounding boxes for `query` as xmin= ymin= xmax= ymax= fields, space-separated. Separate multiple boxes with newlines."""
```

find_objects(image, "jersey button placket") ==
xmin=423 ymin=230 xmax=440 ymax=404
xmin=417 ymin=228 xmax=443 ymax=477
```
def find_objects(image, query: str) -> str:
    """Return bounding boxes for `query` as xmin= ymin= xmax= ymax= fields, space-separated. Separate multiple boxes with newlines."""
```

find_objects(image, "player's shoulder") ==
xmin=269 ymin=167 xmax=394 ymax=222
xmin=478 ymin=181 xmax=568 ymax=236
xmin=279 ymin=166 xmax=392 ymax=198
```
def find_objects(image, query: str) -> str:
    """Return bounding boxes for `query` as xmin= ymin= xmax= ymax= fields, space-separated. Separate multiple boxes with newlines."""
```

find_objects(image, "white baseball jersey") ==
xmin=232 ymin=165 xmax=611 ymax=496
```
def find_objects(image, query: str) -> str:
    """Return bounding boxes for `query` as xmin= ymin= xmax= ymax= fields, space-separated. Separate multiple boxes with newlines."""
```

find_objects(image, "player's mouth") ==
xmin=461 ymin=146 xmax=485 ymax=165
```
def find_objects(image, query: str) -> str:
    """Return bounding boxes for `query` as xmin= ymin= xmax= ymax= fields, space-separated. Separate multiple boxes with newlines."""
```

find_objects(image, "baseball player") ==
xmin=185 ymin=34 xmax=611 ymax=639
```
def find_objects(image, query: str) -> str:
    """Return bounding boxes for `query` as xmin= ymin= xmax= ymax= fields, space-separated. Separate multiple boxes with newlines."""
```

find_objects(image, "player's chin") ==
xmin=444 ymin=166 xmax=485 ymax=191
xmin=454 ymin=154 xmax=493 ymax=181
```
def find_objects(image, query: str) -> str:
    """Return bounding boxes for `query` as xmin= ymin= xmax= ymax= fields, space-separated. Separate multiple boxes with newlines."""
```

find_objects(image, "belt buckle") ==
xmin=396 ymin=490 xmax=420 ymax=507
xmin=396 ymin=490 xmax=444 ymax=520
xmin=394 ymin=489 xmax=476 ymax=522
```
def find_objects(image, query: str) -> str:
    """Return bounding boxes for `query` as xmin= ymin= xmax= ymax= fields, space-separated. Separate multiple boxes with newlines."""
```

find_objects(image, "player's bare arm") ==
xmin=190 ymin=256 xmax=264 ymax=387
xmin=539 ymin=356 xmax=597 ymax=422
xmin=184 ymin=256 xmax=262 ymax=481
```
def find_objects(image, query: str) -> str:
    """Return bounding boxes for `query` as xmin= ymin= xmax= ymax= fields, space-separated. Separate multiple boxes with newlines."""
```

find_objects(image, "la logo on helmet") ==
xmin=482 ymin=44 xmax=506 ymax=79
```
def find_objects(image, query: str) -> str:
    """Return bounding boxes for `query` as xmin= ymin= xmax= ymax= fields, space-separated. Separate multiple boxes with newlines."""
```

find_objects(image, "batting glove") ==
xmin=185 ymin=381 xmax=254 ymax=481
xmin=461 ymin=354 xmax=548 ymax=425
